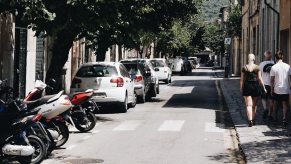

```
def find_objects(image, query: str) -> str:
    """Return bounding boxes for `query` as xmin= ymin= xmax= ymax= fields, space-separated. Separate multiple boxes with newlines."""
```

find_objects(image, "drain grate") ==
xmin=64 ymin=158 xmax=104 ymax=164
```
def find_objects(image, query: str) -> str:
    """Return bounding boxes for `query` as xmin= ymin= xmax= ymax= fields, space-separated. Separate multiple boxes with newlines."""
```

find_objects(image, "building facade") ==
xmin=280 ymin=0 xmax=291 ymax=64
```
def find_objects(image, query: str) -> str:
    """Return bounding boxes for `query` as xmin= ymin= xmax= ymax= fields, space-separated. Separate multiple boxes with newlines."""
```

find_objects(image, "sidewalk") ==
xmin=219 ymin=76 xmax=291 ymax=163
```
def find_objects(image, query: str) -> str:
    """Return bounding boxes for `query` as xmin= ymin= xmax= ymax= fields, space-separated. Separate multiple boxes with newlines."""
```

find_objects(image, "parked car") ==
xmin=150 ymin=58 xmax=172 ymax=84
xmin=121 ymin=61 xmax=152 ymax=103
xmin=168 ymin=56 xmax=191 ymax=75
xmin=188 ymin=57 xmax=200 ymax=69
xmin=120 ymin=59 xmax=159 ymax=98
xmin=168 ymin=57 xmax=183 ymax=73
xmin=70 ymin=62 xmax=136 ymax=113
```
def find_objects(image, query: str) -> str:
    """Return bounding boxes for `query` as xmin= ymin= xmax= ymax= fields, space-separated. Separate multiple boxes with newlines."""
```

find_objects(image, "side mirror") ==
xmin=154 ymin=68 xmax=159 ymax=71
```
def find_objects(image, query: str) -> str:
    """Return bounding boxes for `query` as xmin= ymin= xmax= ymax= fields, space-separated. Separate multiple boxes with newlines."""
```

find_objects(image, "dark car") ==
xmin=121 ymin=61 xmax=152 ymax=103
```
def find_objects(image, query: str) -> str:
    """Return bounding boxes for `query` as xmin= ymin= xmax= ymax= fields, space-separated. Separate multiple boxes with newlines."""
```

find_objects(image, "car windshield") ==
xmin=76 ymin=65 xmax=118 ymax=77
xmin=151 ymin=60 xmax=165 ymax=67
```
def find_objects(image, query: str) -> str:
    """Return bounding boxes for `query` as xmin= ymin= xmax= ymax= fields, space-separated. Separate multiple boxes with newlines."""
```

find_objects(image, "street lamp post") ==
xmin=224 ymin=37 xmax=232 ymax=78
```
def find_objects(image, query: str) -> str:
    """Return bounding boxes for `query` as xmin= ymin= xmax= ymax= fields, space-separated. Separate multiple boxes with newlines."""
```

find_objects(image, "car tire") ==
xmin=137 ymin=91 xmax=146 ymax=103
xmin=165 ymin=75 xmax=171 ymax=84
xmin=130 ymin=92 xmax=137 ymax=108
xmin=119 ymin=94 xmax=128 ymax=113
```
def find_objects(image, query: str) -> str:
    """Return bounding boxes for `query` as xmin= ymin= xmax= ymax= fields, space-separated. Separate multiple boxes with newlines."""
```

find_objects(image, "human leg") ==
xmin=251 ymin=96 xmax=258 ymax=122
xmin=244 ymin=96 xmax=253 ymax=126
xmin=261 ymin=98 xmax=269 ymax=119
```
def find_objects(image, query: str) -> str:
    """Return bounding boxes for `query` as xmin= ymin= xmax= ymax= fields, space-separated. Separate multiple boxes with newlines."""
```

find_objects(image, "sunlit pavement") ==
xmin=42 ymin=68 xmax=244 ymax=164
xmin=220 ymin=75 xmax=291 ymax=163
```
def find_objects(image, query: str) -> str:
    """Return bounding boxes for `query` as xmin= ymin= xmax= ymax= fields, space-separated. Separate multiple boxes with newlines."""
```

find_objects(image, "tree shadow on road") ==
xmin=163 ymin=80 xmax=219 ymax=109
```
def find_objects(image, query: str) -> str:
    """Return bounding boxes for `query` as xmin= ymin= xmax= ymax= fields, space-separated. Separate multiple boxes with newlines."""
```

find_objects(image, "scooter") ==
xmin=67 ymin=90 xmax=97 ymax=132
xmin=0 ymin=99 xmax=46 ymax=164
xmin=25 ymin=80 xmax=98 ymax=133
xmin=24 ymin=89 xmax=72 ymax=148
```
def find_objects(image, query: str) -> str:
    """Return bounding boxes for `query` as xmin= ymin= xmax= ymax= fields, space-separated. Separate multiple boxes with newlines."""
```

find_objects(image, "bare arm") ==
xmin=257 ymin=70 xmax=266 ymax=92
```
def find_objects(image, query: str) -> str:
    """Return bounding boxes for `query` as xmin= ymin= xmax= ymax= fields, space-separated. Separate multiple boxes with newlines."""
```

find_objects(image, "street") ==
xmin=43 ymin=68 xmax=244 ymax=164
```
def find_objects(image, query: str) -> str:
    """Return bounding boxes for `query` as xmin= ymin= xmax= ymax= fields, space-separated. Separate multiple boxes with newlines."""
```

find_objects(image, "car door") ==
xmin=119 ymin=64 xmax=134 ymax=102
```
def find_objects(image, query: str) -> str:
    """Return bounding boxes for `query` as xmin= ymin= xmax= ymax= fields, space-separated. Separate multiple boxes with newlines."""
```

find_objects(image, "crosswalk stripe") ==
xmin=113 ymin=120 xmax=143 ymax=131
xmin=158 ymin=120 xmax=185 ymax=132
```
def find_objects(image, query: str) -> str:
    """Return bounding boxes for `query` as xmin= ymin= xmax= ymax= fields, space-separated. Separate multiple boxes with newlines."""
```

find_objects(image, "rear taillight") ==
xmin=32 ymin=114 xmax=42 ymax=122
xmin=71 ymin=78 xmax=82 ymax=88
xmin=135 ymin=75 xmax=143 ymax=82
xmin=110 ymin=77 xmax=124 ymax=87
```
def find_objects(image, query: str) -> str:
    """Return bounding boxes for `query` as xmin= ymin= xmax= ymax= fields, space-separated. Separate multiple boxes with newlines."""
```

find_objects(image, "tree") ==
xmin=155 ymin=15 xmax=205 ymax=57
xmin=203 ymin=23 xmax=225 ymax=54
xmin=226 ymin=5 xmax=242 ymax=37
xmin=0 ymin=0 xmax=198 ymax=90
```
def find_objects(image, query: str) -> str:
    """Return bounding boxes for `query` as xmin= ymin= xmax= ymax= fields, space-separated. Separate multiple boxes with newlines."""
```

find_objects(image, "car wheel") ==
xmin=130 ymin=92 xmax=137 ymax=108
xmin=165 ymin=75 xmax=170 ymax=84
xmin=137 ymin=91 xmax=146 ymax=103
xmin=119 ymin=94 xmax=128 ymax=113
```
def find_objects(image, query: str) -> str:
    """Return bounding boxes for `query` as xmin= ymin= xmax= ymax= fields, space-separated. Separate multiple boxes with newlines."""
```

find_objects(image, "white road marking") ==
xmin=158 ymin=120 xmax=185 ymax=131
xmin=113 ymin=120 xmax=143 ymax=131
xmin=66 ymin=145 xmax=76 ymax=150
xmin=205 ymin=122 xmax=225 ymax=133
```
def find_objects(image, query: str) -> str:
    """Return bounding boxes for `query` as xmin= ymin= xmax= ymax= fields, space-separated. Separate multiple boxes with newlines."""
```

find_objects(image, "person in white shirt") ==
xmin=259 ymin=51 xmax=274 ymax=120
xmin=270 ymin=51 xmax=291 ymax=127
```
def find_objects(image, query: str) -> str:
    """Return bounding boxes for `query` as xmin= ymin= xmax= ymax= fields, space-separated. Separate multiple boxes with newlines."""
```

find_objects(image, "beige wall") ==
xmin=280 ymin=0 xmax=290 ymax=30
xmin=280 ymin=0 xmax=291 ymax=64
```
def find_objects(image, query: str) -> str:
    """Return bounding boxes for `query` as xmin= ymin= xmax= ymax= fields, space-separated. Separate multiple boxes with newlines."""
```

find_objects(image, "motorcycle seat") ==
xmin=25 ymin=95 xmax=55 ymax=110
xmin=68 ymin=92 xmax=83 ymax=100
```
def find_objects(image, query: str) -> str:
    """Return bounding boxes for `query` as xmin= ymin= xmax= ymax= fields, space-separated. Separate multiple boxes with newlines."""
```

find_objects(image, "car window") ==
xmin=123 ymin=63 xmax=140 ymax=75
xmin=119 ymin=64 xmax=130 ymax=78
xmin=76 ymin=65 xmax=117 ymax=77
xmin=151 ymin=60 xmax=165 ymax=67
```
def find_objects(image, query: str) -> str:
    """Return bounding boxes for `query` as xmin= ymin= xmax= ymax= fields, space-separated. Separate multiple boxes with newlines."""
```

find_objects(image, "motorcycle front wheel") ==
xmin=50 ymin=121 xmax=69 ymax=148
xmin=17 ymin=135 xmax=47 ymax=164
xmin=74 ymin=112 xmax=97 ymax=132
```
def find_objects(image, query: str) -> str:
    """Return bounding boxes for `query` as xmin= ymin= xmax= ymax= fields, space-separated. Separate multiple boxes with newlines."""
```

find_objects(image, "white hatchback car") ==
xmin=70 ymin=62 xmax=136 ymax=113
xmin=168 ymin=57 xmax=184 ymax=73
xmin=150 ymin=58 xmax=172 ymax=84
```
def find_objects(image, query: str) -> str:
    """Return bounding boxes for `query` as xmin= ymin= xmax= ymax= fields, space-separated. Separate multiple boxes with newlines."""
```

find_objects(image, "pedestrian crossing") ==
xmin=69 ymin=120 xmax=225 ymax=133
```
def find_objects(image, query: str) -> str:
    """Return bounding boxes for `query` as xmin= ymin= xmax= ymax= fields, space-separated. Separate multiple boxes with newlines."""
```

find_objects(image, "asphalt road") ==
xmin=43 ymin=68 xmax=244 ymax=164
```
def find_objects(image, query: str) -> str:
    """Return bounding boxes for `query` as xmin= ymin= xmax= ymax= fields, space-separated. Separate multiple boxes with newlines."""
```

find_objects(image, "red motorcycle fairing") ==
xmin=70 ymin=92 xmax=93 ymax=105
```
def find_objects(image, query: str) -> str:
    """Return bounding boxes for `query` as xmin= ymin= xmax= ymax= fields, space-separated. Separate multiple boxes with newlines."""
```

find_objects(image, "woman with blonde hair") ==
xmin=240 ymin=54 xmax=266 ymax=127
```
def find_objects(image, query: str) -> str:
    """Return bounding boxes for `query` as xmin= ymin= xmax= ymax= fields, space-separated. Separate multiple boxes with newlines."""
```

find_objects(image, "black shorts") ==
xmin=273 ymin=93 xmax=289 ymax=102
xmin=261 ymin=85 xmax=273 ymax=99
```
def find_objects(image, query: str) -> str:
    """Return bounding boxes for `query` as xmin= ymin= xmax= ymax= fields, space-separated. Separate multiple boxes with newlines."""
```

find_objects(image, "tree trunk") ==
xmin=96 ymin=45 xmax=109 ymax=61
xmin=45 ymin=29 xmax=77 ymax=93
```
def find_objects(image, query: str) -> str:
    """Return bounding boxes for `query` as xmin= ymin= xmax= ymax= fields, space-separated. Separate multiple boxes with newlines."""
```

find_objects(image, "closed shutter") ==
xmin=36 ymin=35 xmax=44 ymax=81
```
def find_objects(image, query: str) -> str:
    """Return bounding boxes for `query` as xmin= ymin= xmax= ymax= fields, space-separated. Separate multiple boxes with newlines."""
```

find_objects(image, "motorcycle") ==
xmin=68 ymin=90 xmax=97 ymax=132
xmin=0 ymin=99 xmax=46 ymax=164
xmin=24 ymin=89 xmax=72 ymax=148
xmin=25 ymin=80 xmax=98 ymax=133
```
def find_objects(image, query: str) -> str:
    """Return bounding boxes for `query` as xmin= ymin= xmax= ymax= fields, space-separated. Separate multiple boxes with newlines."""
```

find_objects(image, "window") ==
xmin=150 ymin=60 xmax=165 ymax=67
xmin=119 ymin=64 xmax=130 ymax=78
xmin=76 ymin=65 xmax=117 ymax=77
